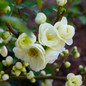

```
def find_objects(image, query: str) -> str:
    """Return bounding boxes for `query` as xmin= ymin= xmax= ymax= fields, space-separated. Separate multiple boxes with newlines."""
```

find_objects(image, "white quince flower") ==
xmin=45 ymin=48 xmax=64 ymax=64
xmin=54 ymin=17 xmax=75 ymax=45
xmin=15 ymin=33 xmax=36 ymax=49
xmin=35 ymin=12 xmax=47 ymax=24
xmin=0 ymin=46 xmax=8 ymax=57
xmin=56 ymin=0 xmax=67 ymax=6
xmin=13 ymin=44 xmax=45 ymax=72
xmin=38 ymin=23 xmax=65 ymax=50
xmin=65 ymin=73 xmax=83 ymax=86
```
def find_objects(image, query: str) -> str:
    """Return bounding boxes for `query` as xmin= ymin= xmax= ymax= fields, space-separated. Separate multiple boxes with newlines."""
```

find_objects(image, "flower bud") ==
xmin=41 ymin=82 xmax=45 ymax=86
xmin=2 ymin=60 xmax=7 ymax=66
xmin=12 ymin=66 xmax=16 ymax=71
xmin=21 ymin=66 xmax=26 ymax=73
xmin=40 ymin=71 xmax=46 ymax=76
xmin=59 ymin=52 xmax=64 ymax=57
xmin=63 ymin=49 xmax=69 ymax=56
xmin=64 ymin=61 xmax=71 ymax=68
xmin=31 ymin=78 xmax=36 ymax=83
xmin=27 ymin=71 xmax=34 ymax=80
xmin=74 ymin=53 xmax=80 ymax=58
xmin=56 ymin=68 xmax=59 ymax=72
xmin=0 ymin=71 xmax=5 ymax=75
xmin=15 ymin=62 xmax=22 ymax=69
xmin=15 ymin=70 xmax=21 ymax=76
xmin=2 ymin=32 xmax=10 ymax=40
xmin=2 ymin=74 xmax=9 ymax=81
xmin=4 ymin=6 xmax=11 ymax=13
xmin=56 ymin=0 xmax=67 ymax=6
xmin=35 ymin=12 xmax=47 ymax=24
xmin=23 ymin=62 xmax=29 ymax=67
xmin=79 ymin=65 xmax=83 ymax=71
xmin=6 ymin=56 xmax=13 ymax=66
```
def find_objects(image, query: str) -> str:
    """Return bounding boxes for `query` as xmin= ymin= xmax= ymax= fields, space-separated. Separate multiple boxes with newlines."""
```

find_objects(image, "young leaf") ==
xmin=36 ymin=0 xmax=42 ymax=11
xmin=1 ymin=16 xmax=32 ymax=36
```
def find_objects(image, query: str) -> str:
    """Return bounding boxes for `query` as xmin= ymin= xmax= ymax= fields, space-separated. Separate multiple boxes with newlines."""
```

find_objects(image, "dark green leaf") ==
xmin=44 ymin=65 xmax=55 ymax=75
xmin=36 ymin=0 xmax=42 ymax=10
xmin=0 ymin=43 xmax=5 ymax=48
xmin=79 ymin=16 xmax=86 ymax=24
xmin=1 ymin=16 xmax=32 ymax=36
xmin=22 ymin=1 xmax=37 ymax=7
xmin=43 ymin=8 xmax=53 ymax=15
xmin=0 ymin=62 xmax=2 ymax=71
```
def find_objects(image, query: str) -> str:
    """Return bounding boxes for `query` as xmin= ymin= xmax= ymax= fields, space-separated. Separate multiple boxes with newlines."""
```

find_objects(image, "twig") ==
xmin=8 ymin=76 xmax=66 ymax=81
xmin=6 ymin=22 xmax=18 ymax=38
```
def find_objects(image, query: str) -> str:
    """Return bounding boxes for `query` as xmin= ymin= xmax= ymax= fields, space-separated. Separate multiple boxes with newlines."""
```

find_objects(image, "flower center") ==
xmin=28 ymin=48 xmax=38 ymax=57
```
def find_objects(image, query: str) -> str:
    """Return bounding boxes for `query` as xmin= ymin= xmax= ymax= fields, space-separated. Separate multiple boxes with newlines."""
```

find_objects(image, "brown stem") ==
xmin=8 ymin=76 xmax=66 ymax=81
xmin=6 ymin=22 xmax=18 ymax=38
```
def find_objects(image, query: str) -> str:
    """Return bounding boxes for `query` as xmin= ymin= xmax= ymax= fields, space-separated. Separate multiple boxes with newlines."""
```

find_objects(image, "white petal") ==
xmin=67 ymin=73 xmax=75 ymax=80
xmin=1 ymin=46 xmax=8 ymax=57
xmin=61 ymin=16 xmax=68 ymax=25
xmin=65 ymin=39 xmax=73 ymax=45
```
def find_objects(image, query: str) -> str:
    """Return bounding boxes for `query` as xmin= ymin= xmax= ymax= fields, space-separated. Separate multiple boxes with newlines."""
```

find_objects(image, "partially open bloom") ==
xmin=15 ymin=33 xmax=36 ymax=49
xmin=54 ymin=17 xmax=75 ymax=45
xmin=56 ymin=0 xmax=67 ymax=6
xmin=35 ymin=12 xmax=47 ymax=24
xmin=65 ymin=73 xmax=82 ymax=86
xmin=45 ymin=48 xmax=64 ymax=64
xmin=38 ymin=23 xmax=65 ymax=50
xmin=13 ymin=44 xmax=45 ymax=71
xmin=0 ymin=46 xmax=8 ymax=57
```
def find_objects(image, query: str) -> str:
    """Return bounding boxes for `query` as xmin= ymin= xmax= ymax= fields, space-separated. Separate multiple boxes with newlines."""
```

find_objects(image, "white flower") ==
xmin=45 ymin=48 xmax=64 ymax=64
xmin=54 ymin=17 xmax=75 ymax=45
xmin=35 ymin=12 xmax=47 ymax=24
xmin=13 ymin=44 xmax=45 ymax=72
xmin=6 ymin=56 xmax=13 ymax=66
xmin=38 ymin=23 xmax=65 ymax=50
xmin=65 ymin=73 xmax=82 ymax=86
xmin=15 ymin=33 xmax=36 ymax=49
xmin=0 ymin=46 xmax=8 ymax=57
xmin=56 ymin=0 xmax=67 ymax=6
xmin=2 ymin=74 xmax=9 ymax=81
xmin=45 ymin=79 xmax=53 ymax=86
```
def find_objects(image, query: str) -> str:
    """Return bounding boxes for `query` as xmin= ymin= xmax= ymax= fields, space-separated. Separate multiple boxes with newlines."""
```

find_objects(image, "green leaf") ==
xmin=79 ymin=16 xmax=86 ymax=24
xmin=0 ymin=0 xmax=9 ymax=10
xmin=44 ymin=65 xmax=55 ymax=75
xmin=36 ymin=0 xmax=42 ymax=10
xmin=0 ymin=43 xmax=5 ymax=48
xmin=1 ymin=16 xmax=32 ymax=36
xmin=43 ymin=8 xmax=53 ymax=15
xmin=22 ymin=1 xmax=37 ymax=7
xmin=71 ymin=0 xmax=81 ymax=6
xmin=0 ymin=62 xmax=2 ymax=71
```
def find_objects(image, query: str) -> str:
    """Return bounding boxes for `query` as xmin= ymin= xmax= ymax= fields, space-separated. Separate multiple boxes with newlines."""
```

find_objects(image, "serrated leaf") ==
xmin=36 ymin=0 xmax=42 ymax=10
xmin=1 ymin=16 xmax=32 ymax=36
xmin=43 ymin=8 xmax=53 ymax=15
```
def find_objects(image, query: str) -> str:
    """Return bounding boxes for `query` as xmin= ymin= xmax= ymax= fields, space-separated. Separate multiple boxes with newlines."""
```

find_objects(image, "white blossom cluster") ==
xmin=13 ymin=12 xmax=75 ymax=72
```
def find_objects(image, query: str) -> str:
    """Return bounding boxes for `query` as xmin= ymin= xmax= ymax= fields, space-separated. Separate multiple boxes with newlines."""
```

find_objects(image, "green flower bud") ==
xmin=15 ymin=70 xmax=21 ymax=76
xmin=31 ymin=78 xmax=36 ymax=83
xmin=27 ymin=71 xmax=34 ymax=80
xmin=0 ymin=71 xmax=5 ymax=75
xmin=74 ymin=53 xmax=80 ymax=58
xmin=79 ymin=65 xmax=83 ymax=71
xmin=2 ymin=60 xmax=7 ymax=66
xmin=64 ymin=61 xmax=71 ymax=68
xmin=12 ymin=66 xmax=16 ymax=71
xmin=6 ymin=56 xmax=13 ymax=66
xmin=23 ymin=62 xmax=29 ymax=67
xmin=4 ymin=6 xmax=11 ymax=13
xmin=21 ymin=66 xmax=26 ymax=73
xmin=56 ymin=68 xmax=59 ymax=72
xmin=40 ymin=71 xmax=46 ymax=76
xmin=59 ymin=52 xmax=64 ymax=57
xmin=63 ymin=49 xmax=69 ymax=56
xmin=2 ymin=32 xmax=10 ymax=40
xmin=15 ymin=62 xmax=22 ymax=70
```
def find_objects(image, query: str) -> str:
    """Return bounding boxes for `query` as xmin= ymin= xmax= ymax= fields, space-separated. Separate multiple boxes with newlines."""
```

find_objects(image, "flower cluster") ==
xmin=13 ymin=12 xmax=75 ymax=72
